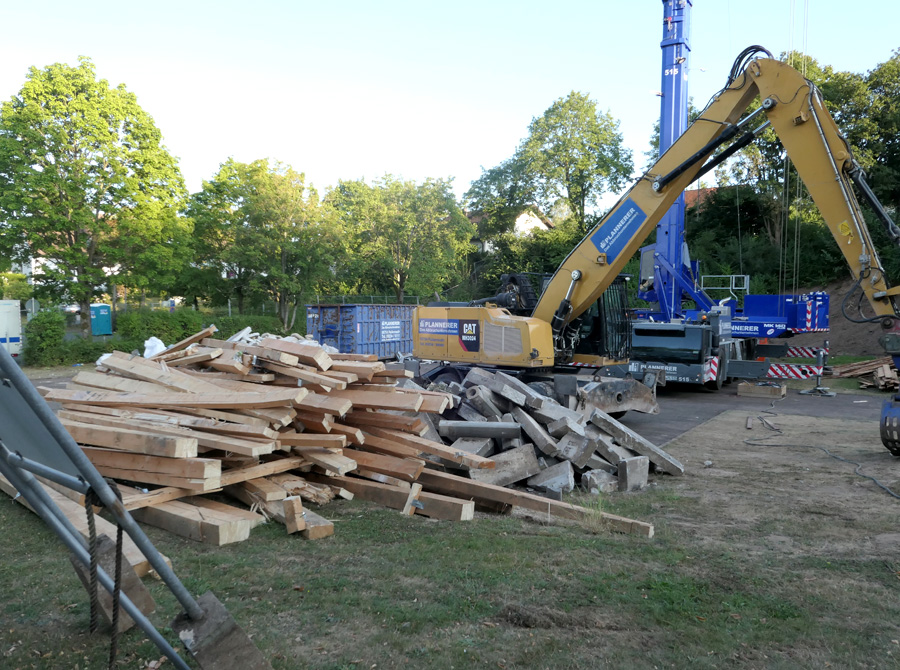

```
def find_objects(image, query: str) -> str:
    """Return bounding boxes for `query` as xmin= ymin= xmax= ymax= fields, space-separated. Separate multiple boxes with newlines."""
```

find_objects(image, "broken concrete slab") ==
xmin=588 ymin=409 xmax=684 ymax=475
xmin=450 ymin=437 xmax=495 ymax=458
xmin=527 ymin=460 xmax=574 ymax=493
xmin=468 ymin=444 xmax=541 ymax=487
xmin=511 ymin=406 xmax=559 ymax=457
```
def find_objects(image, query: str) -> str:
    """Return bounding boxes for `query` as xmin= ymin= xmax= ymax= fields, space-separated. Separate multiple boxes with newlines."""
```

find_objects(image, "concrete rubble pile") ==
xmin=420 ymin=367 xmax=683 ymax=498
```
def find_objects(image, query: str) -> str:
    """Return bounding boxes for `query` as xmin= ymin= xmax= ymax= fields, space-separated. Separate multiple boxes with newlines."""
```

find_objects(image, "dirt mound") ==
xmin=780 ymin=277 xmax=886 ymax=356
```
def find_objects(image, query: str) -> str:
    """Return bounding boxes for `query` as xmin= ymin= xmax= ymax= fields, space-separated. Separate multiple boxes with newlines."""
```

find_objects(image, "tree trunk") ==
xmin=79 ymin=299 xmax=91 ymax=339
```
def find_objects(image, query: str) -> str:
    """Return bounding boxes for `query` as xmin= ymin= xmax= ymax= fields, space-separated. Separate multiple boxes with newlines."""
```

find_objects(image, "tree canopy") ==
xmin=328 ymin=176 xmax=474 ymax=303
xmin=0 ymin=57 xmax=189 ymax=334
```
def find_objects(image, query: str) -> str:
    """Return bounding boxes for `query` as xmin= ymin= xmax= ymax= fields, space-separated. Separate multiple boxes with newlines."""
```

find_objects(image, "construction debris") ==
xmin=3 ymin=327 xmax=680 ymax=549
xmin=831 ymin=356 xmax=899 ymax=390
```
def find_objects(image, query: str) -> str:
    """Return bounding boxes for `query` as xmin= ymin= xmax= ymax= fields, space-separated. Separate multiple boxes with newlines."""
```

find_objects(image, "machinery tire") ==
xmin=432 ymin=369 xmax=462 ymax=385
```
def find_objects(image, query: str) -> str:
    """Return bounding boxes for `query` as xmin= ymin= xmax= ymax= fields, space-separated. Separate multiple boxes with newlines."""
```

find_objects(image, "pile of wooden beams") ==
xmin=17 ymin=326 xmax=655 ymax=546
xmin=831 ymin=356 xmax=898 ymax=389
xmin=426 ymin=367 xmax=683 ymax=498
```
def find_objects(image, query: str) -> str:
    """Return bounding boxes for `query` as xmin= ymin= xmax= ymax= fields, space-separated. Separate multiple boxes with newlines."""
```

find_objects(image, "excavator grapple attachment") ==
xmin=880 ymin=396 xmax=900 ymax=457
xmin=579 ymin=376 xmax=660 ymax=416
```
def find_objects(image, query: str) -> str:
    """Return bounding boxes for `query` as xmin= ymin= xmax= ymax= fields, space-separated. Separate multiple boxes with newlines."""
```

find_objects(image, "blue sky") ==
xmin=1 ymin=1 xmax=896 ymax=200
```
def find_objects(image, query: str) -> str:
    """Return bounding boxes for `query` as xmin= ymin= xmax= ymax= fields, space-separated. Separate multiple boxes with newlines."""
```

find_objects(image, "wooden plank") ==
xmin=357 ymin=432 xmax=421 ymax=459
xmin=238 ymin=407 xmax=297 ymax=427
xmin=343 ymin=411 xmax=428 ymax=435
xmin=328 ymin=389 xmax=423 ymax=412
xmin=277 ymin=431 xmax=347 ymax=449
xmin=81 ymin=447 xmax=221 ymax=478
xmin=164 ymin=406 xmax=272 ymax=427
xmin=71 ymin=371 xmax=176 ymax=395
xmin=414 ymin=491 xmax=475 ymax=521
xmin=295 ymin=393 xmax=353 ymax=416
xmin=318 ymin=370 xmax=359 ymax=384
xmin=294 ymin=412 xmax=335 ymax=432
xmin=200 ymin=354 xmax=252 ymax=376
xmin=302 ymin=448 xmax=357 ymax=476
xmin=227 ymin=478 xmax=288 ymax=502
xmin=0 ymin=476 xmax=170 ymax=577
xmin=120 ymin=485 xmax=214 ymax=511
xmin=103 ymin=351 xmax=224 ymax=393
xmin=416 ymin=469 xmax=654 ymax=537
xmin=90 ymin=466 xmax=221 ymax=492
xmin=258 ymin=337 xmax=334 ymax=371
xmin=259 ymin=361 xmax=347 ymax=390
xmin=362 ymin=426 xmax=495 ymax=470
xmin=44 ymin=387 xmax=307 ymax=409
xmin=181 ymin=369 xmax=276 ymax=384
xmin=59 ymin=412 xmax=275 ymax=457
xmin=59 ymin=418 xmax=198 ymax=458
xmin=343 ymin=448 xmax=424 ymax=482
xmin=283 ymin=497 xmax=307 ymax=534
xmin=132 ymin=497 xmax=264 ymax=545
xmin=218 ymin=456 xmax=309 ymax=487
xmin=201 ymin=338 xmax=300 ymax=366
xmin=329 ymin=353 xmax=378 ymax=362
xmin=300 ymin=509 xmax=334 ymax=539
xmin=329 ymin=360 xmax=384 ymax=382
xmin=325 ymin=423 xmax=365 ymax=446
xmin=148 ymin=325 xmax=219 ymax=359
xmin=313 ymin=475 xmax=421 ymax=515
xmin=165 ymin=348 xmax=223 ymax=367
xmin=355 ymin=469 xmax=411 ymax=489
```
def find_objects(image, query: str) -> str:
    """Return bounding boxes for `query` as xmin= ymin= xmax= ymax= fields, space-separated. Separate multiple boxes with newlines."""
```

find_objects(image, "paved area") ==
xmin=621 ymin=381 xmax=885 ymax=447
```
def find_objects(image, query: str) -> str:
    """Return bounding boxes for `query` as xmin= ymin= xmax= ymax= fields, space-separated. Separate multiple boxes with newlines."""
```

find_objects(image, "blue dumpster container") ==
xmin=306 ymin=304 xmax=415 ymax=359
xmin=90 ymin=304 xmax=112 ymax=336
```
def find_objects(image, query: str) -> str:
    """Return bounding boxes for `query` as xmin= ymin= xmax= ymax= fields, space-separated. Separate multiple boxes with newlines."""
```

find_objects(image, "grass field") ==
xmin=3 ymin=480 xmax=899 ymax=669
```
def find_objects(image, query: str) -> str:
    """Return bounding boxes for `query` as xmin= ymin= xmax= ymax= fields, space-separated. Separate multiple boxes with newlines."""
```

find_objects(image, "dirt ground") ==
xmin=656 ymin=407 xmax=900 ymax=557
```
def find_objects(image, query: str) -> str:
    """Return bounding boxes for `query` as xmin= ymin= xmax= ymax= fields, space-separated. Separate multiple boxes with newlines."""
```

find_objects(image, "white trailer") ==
xmin=0 ymin=300 xmax=23 ymax=360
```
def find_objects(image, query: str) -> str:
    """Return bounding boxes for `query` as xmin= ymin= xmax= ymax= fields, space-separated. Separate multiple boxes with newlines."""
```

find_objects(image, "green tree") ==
xmin=0 ymin=272 xmax=31 ymax=301
xmin=189 ymin=159 xmax=341 ymax=330
xmin=328 ymin=176 xmax=473 ymax=302
xmin=0 ymin=57 xmax=189 ymax=337
xmin=517 ymin=91 xmax=632 ymax=236
xmin=464 ymin=156 xmax=536 ymax=244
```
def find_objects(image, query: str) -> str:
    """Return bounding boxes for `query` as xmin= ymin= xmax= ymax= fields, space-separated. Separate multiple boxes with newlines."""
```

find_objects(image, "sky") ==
xmin=1 ymin=1 xmax=897 ymax=201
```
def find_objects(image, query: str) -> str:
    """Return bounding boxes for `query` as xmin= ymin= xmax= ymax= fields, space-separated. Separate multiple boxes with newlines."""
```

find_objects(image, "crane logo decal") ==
xmin=590 ymin=198 xmax=647 ymax=261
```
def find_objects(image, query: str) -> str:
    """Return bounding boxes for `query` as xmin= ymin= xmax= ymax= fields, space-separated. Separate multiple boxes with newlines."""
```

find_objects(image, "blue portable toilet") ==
xmin=90 ymin=304 xmax=112 ymax=336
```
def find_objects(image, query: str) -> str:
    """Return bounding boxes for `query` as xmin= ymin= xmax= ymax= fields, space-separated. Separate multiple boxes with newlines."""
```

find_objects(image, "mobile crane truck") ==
xmin=414 ymin=50 xmax=900 ymax=455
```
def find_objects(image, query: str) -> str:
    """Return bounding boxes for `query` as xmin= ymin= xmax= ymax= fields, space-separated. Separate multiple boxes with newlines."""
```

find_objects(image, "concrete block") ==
xmin=456 ymin=401 xmax=488 ymax=422
xmin=582 ymin=469 xmax=618 ymax=494
xmin=529 ymin=400 xmax=583 ymax=426
xmin=450 ymin=437 xmax=495 ymax=458
xmin=511 ymin=406 xmax=559 ymax=457
xmin=527 ymin=460 xmax=575 ymax=493
xmin=584 ymin=452 xmax=616 ymax=474
xmin=618 ymin=456 xmax=650 ymax=492
xmin=547 ymin=416 xmax=586 ymax=438
xmin=469 ymin=444 xmax=541 ymax=487
xmin=555 ymin=432 xmax=595 ymax=469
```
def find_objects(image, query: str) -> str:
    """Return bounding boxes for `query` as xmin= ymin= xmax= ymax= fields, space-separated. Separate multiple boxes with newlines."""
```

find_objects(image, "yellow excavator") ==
xmin=414 ymin=49 xmax=900 ymax=447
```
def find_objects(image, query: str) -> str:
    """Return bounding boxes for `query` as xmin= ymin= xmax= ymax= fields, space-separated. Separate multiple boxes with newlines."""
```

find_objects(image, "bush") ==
xmin=213 ymin=315 xmax=288 ymax=339
xmin=23 ymin=310 xmax=67 ymax=366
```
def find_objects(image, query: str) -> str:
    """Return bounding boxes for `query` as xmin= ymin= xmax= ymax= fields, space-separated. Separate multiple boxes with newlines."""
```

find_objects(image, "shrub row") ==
xmin=23 ymin=308 xmax=287 ymax=367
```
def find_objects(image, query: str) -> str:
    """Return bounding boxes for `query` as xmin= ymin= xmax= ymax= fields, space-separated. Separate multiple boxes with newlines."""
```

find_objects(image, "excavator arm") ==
xmin=534 ymin=55 xmax=900 ymax=339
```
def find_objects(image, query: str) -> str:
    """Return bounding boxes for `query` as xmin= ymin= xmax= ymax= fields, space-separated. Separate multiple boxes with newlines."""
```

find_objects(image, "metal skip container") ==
xmin=306 ymin=304 xmax=415 ymax=359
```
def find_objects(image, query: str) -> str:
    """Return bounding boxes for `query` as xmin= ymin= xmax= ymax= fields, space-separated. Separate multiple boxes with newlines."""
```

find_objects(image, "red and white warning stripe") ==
xmin=767 ymin=363 xmax=823 ymax=379
xmin=785 ymin=346 xmax=829 ymax=359
xmin=702 ymin=356 xmax=718 ymax=383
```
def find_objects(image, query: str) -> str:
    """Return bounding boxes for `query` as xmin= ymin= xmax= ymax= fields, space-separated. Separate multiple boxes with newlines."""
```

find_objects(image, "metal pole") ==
xmin=3 ymin=446 xmax=90 ymax=493
xmin=0 ymin=460 xmax=191 ymax=670
xmin=0 ymin=346 xmax=204 ymax=620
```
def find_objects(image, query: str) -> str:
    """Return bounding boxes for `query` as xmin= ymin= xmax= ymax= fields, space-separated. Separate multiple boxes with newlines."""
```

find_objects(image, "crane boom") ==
xmin=533 ymin=56 xmax=900 ymax=331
